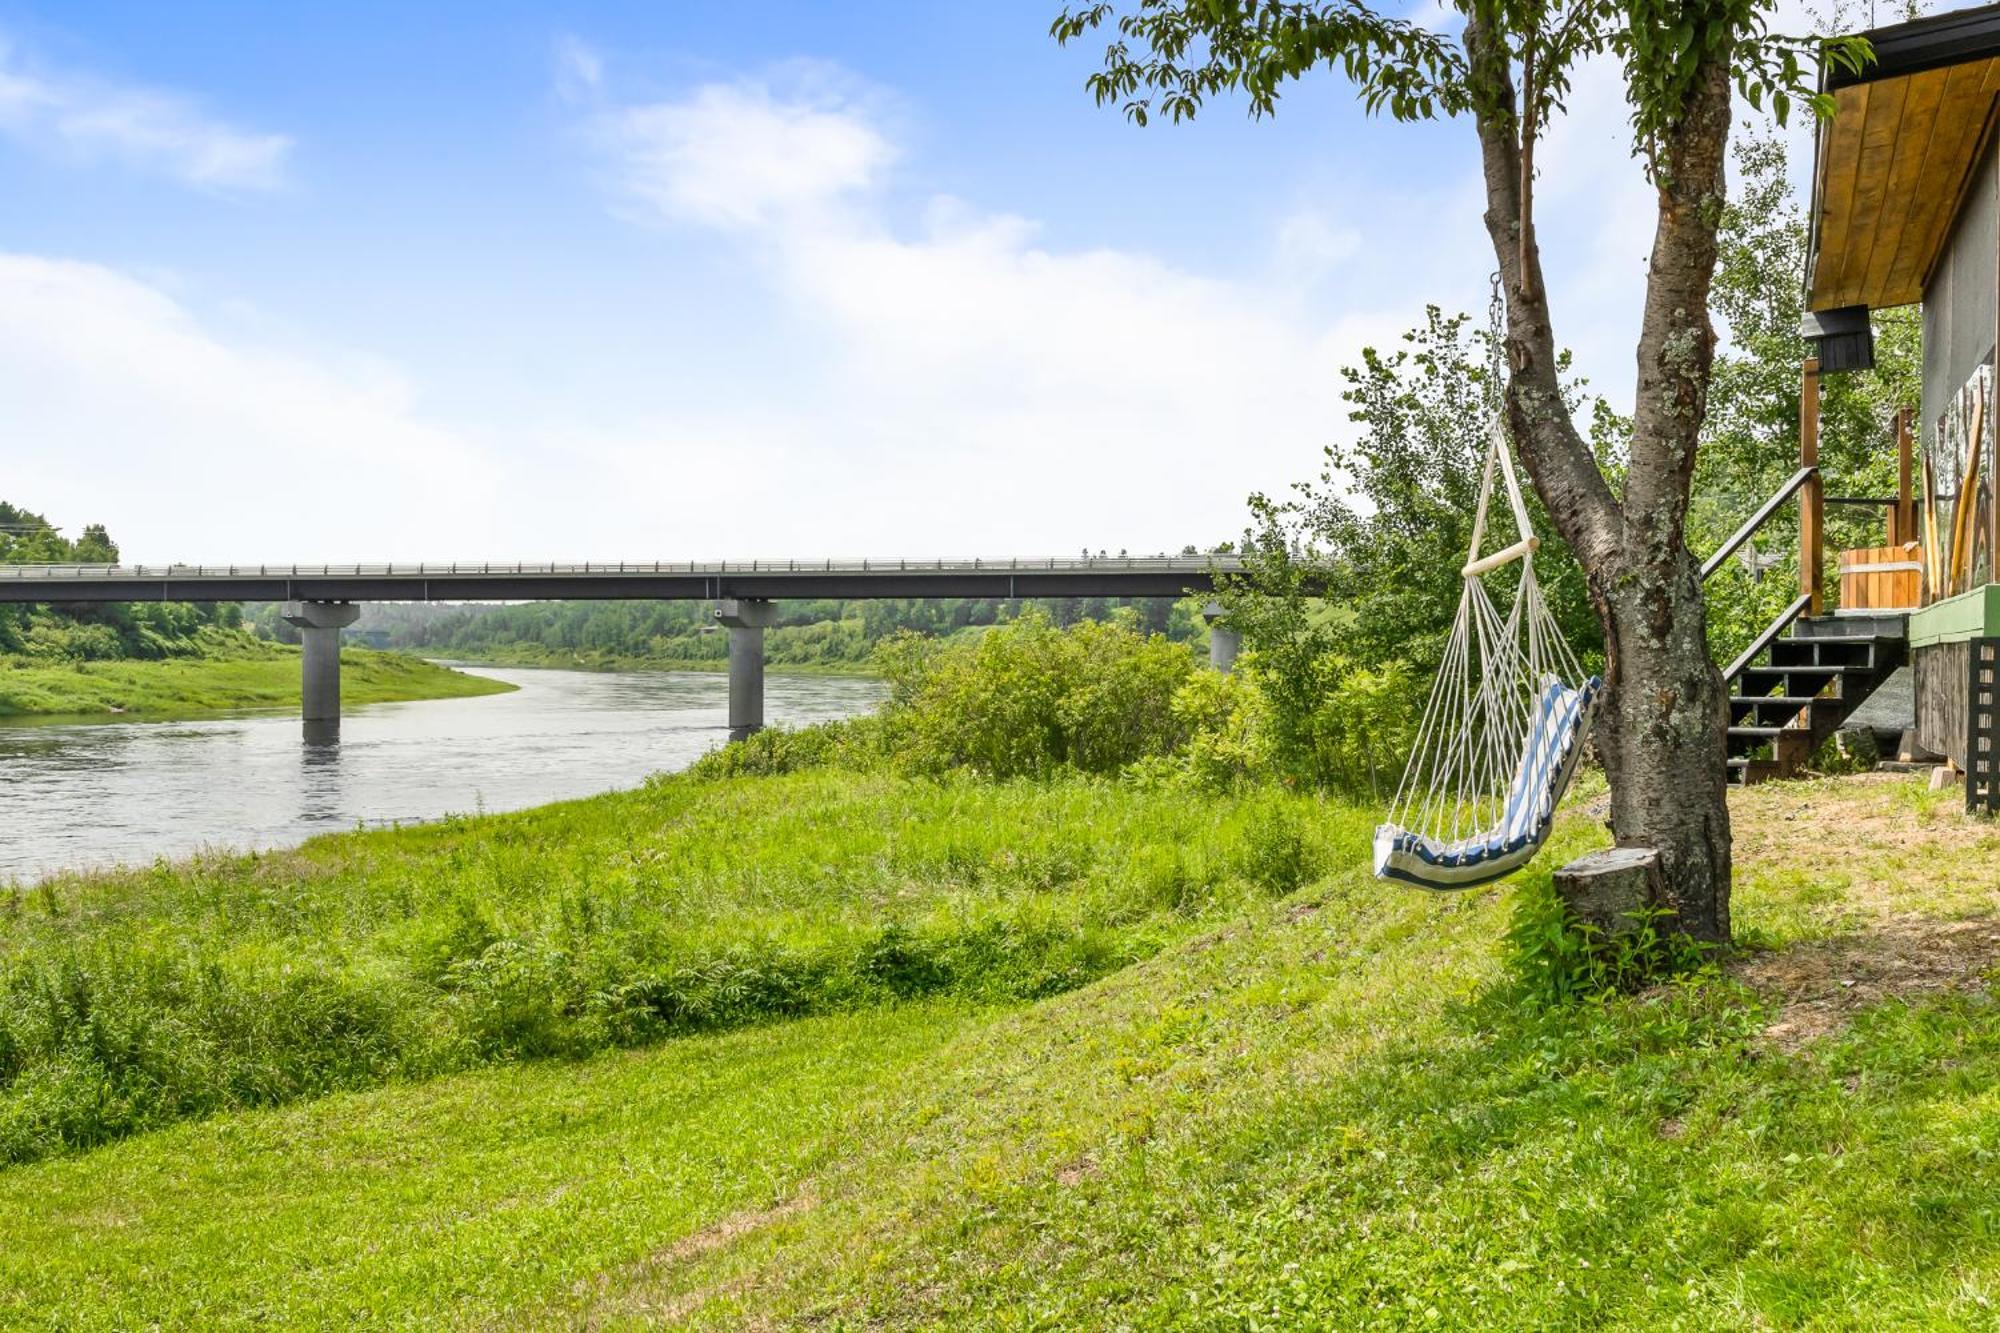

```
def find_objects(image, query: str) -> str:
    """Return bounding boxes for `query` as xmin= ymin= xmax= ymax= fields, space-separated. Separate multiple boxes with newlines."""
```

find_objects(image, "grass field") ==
xmin=0 ymin=646 xmax=512 ymax=717
xmin=1 ymin=773 xmax=1996 ymax=1327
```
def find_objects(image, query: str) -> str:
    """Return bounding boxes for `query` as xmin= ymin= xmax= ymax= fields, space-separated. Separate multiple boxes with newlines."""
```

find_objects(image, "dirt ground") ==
xmin=1734 ymin=912 xmax=2000 ymax=1049
xmin=1725 ymin=774 xmax=2000 ymax=1048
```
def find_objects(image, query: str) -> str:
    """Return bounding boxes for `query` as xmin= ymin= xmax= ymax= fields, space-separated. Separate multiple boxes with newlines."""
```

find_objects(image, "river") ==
xmin=0 ymin=665 xmax=885 ymax=884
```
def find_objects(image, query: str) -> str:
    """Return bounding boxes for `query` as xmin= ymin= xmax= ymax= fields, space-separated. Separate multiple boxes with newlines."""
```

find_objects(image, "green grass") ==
xmin=0 ymin=1002 xmax=982 ymax=1328
xmin=2 ymin=774 xmax=1996 ymax=1328
xmin=0 ymin=769 xmax=1332 ymax=1164
xmin=0 ymin=645 xmax=512 ymax=718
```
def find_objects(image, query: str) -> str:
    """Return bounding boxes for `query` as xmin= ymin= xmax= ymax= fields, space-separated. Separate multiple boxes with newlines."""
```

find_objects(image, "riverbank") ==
xmin=427 ymin=643 xmax=880 ymax=678
xmin=0 ymin=646 xmax=513 ymax=718
xmin=2 ymin=771 xmax=1996 ymax=1326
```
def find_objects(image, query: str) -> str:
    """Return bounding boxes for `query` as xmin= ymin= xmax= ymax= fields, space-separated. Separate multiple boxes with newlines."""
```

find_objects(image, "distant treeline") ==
xmin=0 ymin=501 xmax=243 ymax=661
xmin=249 ymin=596 xmax=1211 ymax=671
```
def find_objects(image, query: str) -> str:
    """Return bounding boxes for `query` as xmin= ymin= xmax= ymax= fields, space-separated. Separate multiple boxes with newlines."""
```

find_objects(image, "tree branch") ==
xmin=1623 ymin=50 xmax=1732 ymax=574
xmin=1463 ymin=17 xmax=1621 ymax=572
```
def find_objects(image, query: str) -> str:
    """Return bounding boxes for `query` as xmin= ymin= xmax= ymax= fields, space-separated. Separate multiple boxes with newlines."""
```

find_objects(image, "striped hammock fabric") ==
xmin=1374 ymin=675 xmax=1600 ymax=890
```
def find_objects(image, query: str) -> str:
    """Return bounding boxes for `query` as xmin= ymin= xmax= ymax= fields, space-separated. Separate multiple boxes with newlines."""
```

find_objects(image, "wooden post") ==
xmin=1801 ymin=357 xmax=1824 ymax=616
xmin=1896 ymin=406 xmax=1915 ymax=549
xmin=1990 ymin=384 xmax=2000 ymax=589
xmin=1949 ymin=390 xmax=1987 ymax=597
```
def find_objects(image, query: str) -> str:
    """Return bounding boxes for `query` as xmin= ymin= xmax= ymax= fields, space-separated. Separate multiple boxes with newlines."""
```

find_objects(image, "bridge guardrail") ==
xmin=0 ymin=555 xmax=1242 ymax=580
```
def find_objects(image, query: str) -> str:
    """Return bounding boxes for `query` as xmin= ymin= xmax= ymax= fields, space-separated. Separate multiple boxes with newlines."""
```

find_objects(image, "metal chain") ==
xmin=1486 ymin=271 xmax=1506 ymax=420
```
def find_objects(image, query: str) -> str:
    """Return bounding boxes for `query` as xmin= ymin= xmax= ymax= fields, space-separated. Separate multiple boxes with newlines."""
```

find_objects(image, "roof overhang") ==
xmin=1806 ymin=3 xmax=2000 ymax=313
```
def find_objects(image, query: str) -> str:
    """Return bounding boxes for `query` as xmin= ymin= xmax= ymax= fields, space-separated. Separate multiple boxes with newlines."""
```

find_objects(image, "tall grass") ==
xmin=0 ymin=646 xmax=509 ymax=717
xmin=0 ymin=765 xmax=1355 ymax=1164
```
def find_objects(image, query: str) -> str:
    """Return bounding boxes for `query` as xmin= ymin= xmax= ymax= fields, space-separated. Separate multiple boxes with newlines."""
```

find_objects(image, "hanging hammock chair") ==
xmin=1373 ymin=411 xmax=1602 ymax=892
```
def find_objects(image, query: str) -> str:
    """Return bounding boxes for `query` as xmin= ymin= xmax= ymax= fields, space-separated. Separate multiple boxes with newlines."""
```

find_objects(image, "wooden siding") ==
xmin=1809 ymin=56 xmax=2000 ymax=311
xmin=1916 ymin=638 xmax=1973 ymax=767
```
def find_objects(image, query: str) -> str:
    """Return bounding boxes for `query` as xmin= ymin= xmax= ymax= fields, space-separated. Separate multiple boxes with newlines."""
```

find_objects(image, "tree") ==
xmin=1054 ymin=0 xmax=1866 ymax=941
xmin=1240 ymin=304 xmax=1608 ymax=673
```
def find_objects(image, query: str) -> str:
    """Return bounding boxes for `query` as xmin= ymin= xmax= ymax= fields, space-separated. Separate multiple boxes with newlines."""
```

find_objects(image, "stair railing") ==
xmin=1701 ymin=462 xmax=1820 ymax=685
xmin=1700 ymin=465 xmax=1817 ymax=581
xmin=1721 ymin=593 xmax=1812 ymax=683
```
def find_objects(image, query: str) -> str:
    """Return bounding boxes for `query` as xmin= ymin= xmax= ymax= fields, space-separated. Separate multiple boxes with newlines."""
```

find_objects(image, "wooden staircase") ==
xmin=1724 ymin=609 xmax=1908 ymax=785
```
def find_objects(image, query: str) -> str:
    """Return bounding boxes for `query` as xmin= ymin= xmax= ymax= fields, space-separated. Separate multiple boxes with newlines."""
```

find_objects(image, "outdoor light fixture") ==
xmin=1800 ymin=305 xmax=1875 ymax=373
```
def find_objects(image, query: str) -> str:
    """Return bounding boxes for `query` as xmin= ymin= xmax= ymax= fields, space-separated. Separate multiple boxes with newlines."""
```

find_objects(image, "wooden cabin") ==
xmin=1773 ymin=2 xmax=2000 ymax=808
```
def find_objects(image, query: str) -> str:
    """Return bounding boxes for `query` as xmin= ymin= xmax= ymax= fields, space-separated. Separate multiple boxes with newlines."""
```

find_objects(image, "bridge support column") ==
xmin=282 ymin=600 xmax=361 ymax=743
xmin=1203 ymin=601 xmax=1240 ymax=674
xmin=715 ymin=598 xmax=780 ymax=741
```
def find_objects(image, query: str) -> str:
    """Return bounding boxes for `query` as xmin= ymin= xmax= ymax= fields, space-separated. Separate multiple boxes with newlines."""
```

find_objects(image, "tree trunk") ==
xmin=1595 ymin=547 xmax=1732 ymax=941
xmin=1594 ymin=52 xmax=1737 ymax=942
xmin=1465 ymin=23 xmax=1734 ymax=942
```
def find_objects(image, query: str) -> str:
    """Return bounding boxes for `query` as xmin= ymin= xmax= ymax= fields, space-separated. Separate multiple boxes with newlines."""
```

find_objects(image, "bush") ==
xmin=683 ymin=717 xmax=883 ymax=781
xmin=1503 ymin=874 xmax=1714 ymax=1008
xmin=1251 ymin=652 xmax=1422 ymax=797
xmin=1161 ymin=669 xmax=1271 ymax=790
xmin=1236 ymin=803 xmax=1322 ymax=896
xmin=874 ymin=613 xmax=1197 ymax=779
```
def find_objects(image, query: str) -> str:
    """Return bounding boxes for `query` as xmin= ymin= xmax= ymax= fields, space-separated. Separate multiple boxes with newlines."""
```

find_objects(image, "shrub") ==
xmin=683 ymin=716 xmax=883 ymax=781
xmin=1163 ymin=669 xmax=1271 ymax=790
xmin=1252 ymin=652 xmax=1422 ymax=798
xmin=1236 ymin=803 xmax=1322 ymax=896
xmin=1503 ymin=874 xmax=1714 ymax=1008
xmin=874 ymin=613 xmax=1197 ymax=779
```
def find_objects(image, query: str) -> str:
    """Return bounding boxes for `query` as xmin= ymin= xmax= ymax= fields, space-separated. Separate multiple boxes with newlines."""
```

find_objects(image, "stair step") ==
xmin=1726 ymin=756 xmax=1785 ymax=786
xmin=1734 ymin=665 xmax=1846 ymax=693
xmin=1729 ymin=696 xmax=1828 ymax=724
xmin=1721 ymin=614 xmax=1906 ymax=785
xmin=1770 ymin=639 xmax=1882 ymax=669
xmin=1794 ymin=613 xmax=1908 ymax=640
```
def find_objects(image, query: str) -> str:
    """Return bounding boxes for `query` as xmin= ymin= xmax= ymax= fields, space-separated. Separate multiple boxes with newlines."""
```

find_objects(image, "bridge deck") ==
xmin=0 ymin=557 xmax=1238 ymax=603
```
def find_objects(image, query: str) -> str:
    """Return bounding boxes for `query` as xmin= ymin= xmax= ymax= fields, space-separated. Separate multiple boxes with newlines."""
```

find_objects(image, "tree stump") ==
xmin=1553 ymin=847 xmax=1663 ymax=935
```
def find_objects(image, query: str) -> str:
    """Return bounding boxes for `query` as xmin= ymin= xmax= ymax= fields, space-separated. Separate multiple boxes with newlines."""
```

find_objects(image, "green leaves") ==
xmin=874 ymin=612 xmax=1199 ymax=779
xmin=1053 ymin=1 xmax=1468 ymax=124
xmin=1055 ymin=1 xmax=1872 ymax=172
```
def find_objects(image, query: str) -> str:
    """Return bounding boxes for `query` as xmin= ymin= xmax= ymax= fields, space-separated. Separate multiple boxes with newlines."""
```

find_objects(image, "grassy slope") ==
xmin=0 ymin=646 xmax=512 ymax=717
xmin=0 ymin=772 xmax=1325 ymax=1163
xmin=2 ymin=776 xmax=1998 ymax=1328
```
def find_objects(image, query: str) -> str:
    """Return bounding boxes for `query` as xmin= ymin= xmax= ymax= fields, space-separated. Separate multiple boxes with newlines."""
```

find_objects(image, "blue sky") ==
xmin=2 ymin=1 xmax=1711 ymax=561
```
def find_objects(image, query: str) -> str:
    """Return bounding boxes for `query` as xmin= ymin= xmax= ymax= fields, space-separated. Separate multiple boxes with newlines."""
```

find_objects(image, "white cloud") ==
xmin=1274 ymin=209 xmax=1364 ymax=282
xmin=0 ymin=35 xmax=290 ymax=189
xmin=580 ymin=73 xmax=1411 ymax=554
xmin=0 ymin=255 xmax=507 ymax=560
xmin=604 ymin=76 xmax=895 ymax=228
xmin=553 ymin=35 xmax=603 ymax=103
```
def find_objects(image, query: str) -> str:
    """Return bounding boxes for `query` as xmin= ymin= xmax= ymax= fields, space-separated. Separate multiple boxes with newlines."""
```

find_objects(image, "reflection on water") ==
xmin=0 ymin=666 xmax=884 ymax=883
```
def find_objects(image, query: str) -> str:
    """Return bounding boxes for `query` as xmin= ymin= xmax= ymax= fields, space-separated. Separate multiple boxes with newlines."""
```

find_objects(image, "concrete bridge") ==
xmin=0 ymin=556 xmax=1244 ymax=742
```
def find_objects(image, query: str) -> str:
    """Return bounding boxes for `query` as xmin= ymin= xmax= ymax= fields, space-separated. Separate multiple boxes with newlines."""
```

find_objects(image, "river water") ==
xmin=0 ymin=666 xmax=885 ymax=884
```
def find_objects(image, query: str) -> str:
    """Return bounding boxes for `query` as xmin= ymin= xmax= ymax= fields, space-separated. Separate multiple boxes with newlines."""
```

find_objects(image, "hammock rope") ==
xmin=1373 ymin=282 xmax=1601 ymax=892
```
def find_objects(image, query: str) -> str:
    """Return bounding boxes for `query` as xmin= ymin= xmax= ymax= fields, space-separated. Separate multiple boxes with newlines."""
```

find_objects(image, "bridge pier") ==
xmin=715 ymin=598 xmax=780 ymax=741
xmin=282 ymin=600 xmax=361 ymax=743
xmin=1203 ymin=601 xmax=1240 ymax=674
